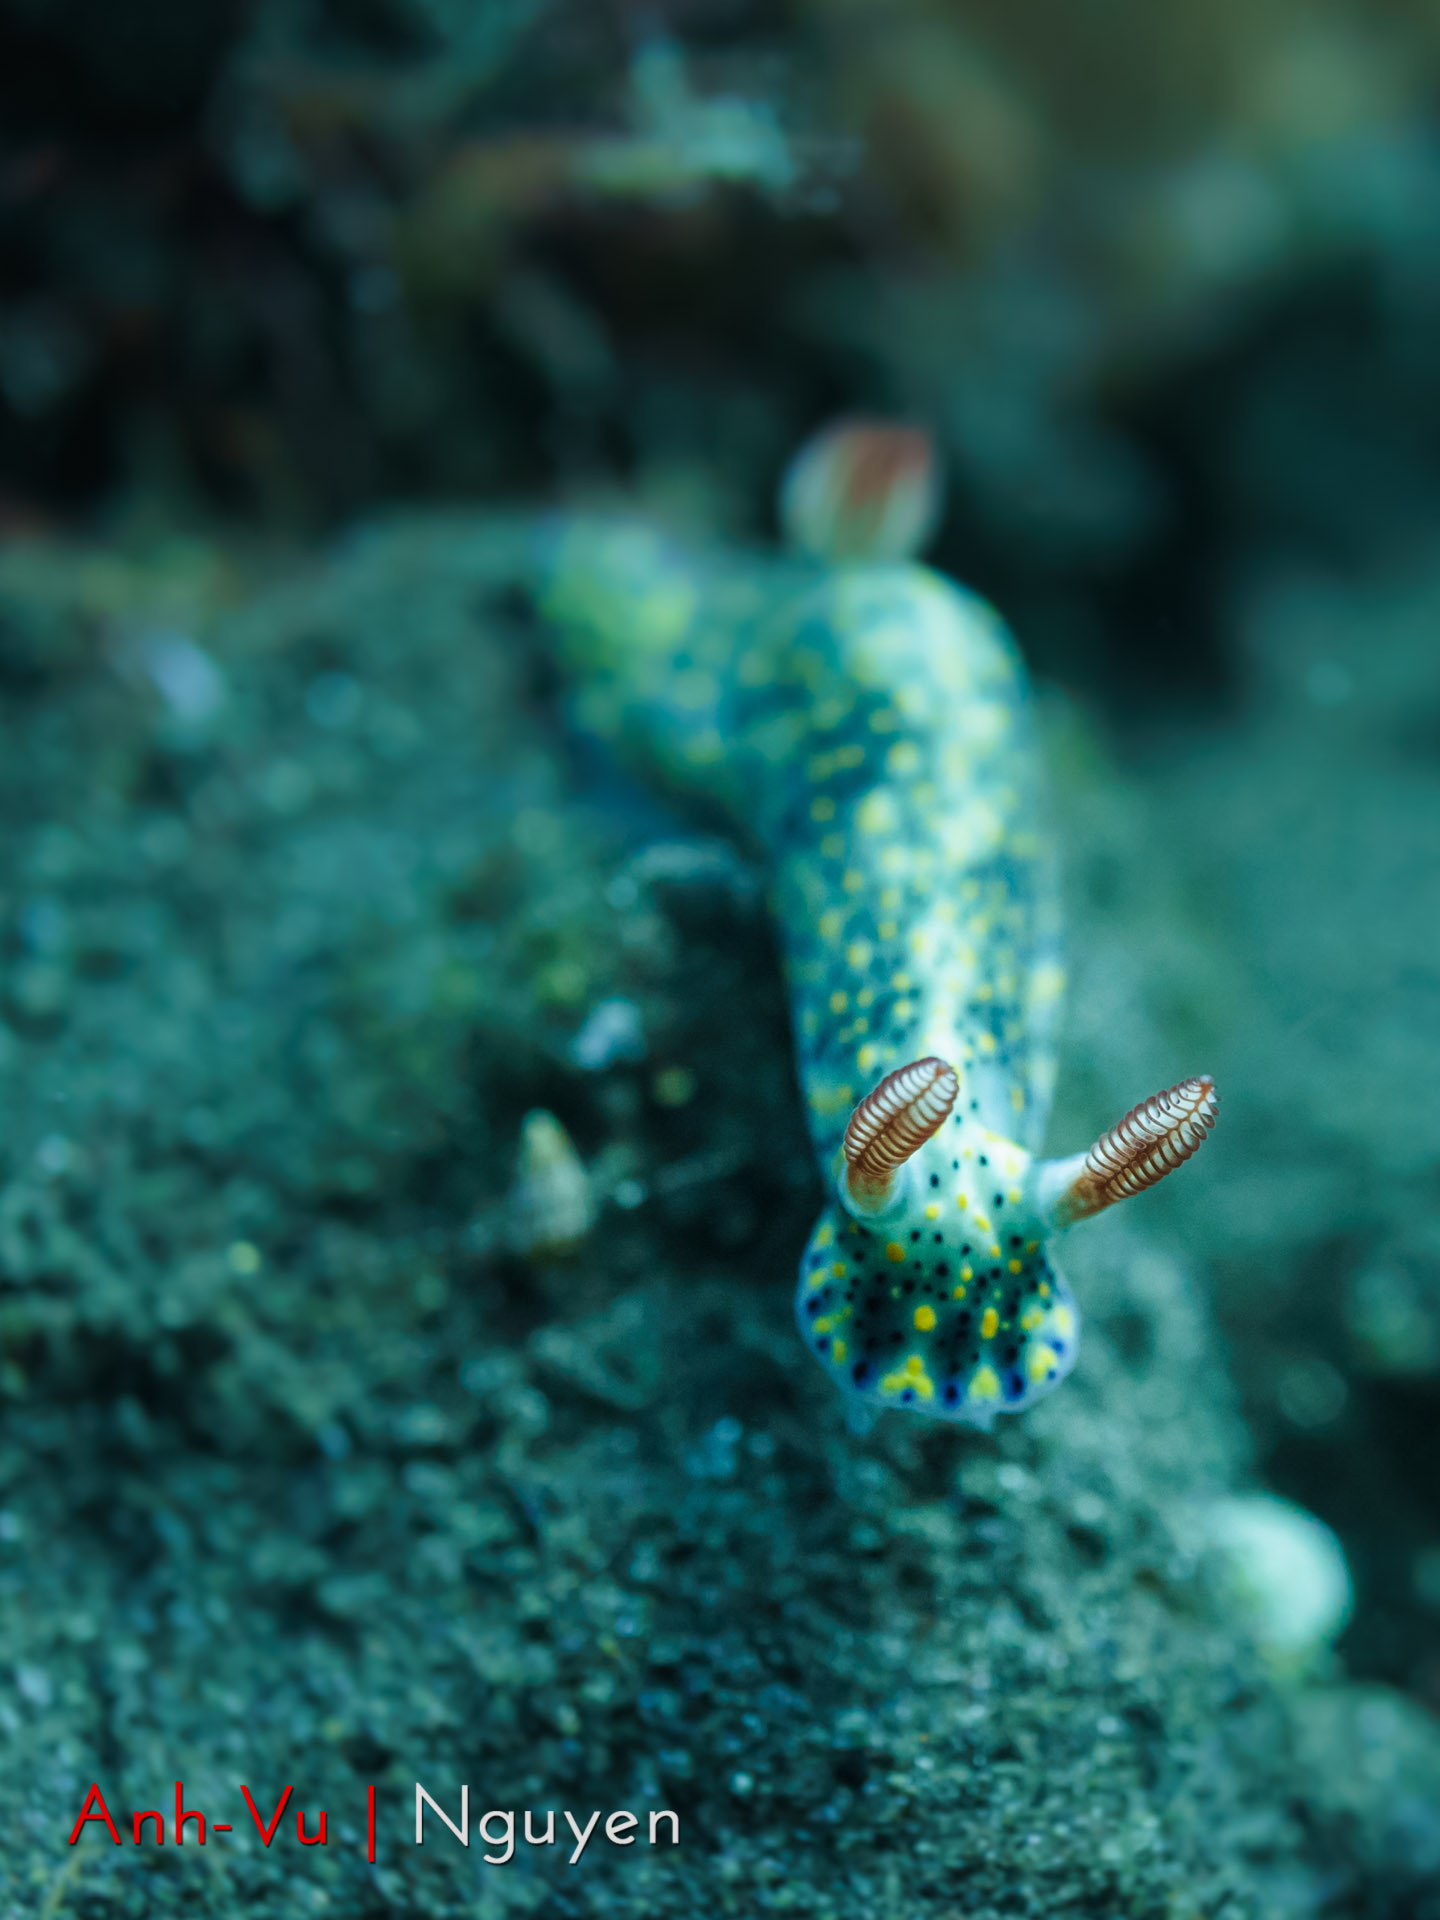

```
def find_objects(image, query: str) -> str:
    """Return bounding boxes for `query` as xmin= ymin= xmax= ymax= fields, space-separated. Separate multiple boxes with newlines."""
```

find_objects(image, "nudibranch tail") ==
xmin=840 ymin=1056 xmax=960 ymax=1216
xmin=780 ymin=417 xmax=942 ymax=564
xmin=1041 ymin=1075 xmax=1218 ymax=1229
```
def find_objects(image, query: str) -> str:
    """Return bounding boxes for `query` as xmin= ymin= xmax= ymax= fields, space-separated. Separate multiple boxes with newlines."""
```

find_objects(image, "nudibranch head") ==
xmin=796 ymin=1063 xmax=1217 ymax=1429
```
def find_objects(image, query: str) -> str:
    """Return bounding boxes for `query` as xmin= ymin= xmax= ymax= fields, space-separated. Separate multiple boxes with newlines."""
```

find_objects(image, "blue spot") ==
xmin=1003 ymin=1369 xmax=1025 ymax=1402
xmin=942 ymin=1381 xmax=959 ymax=1405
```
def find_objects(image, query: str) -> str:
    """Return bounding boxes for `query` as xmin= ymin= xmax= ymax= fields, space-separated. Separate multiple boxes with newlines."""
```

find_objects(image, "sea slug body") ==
xmin=535 ymin=421 xmax=1217 ymax=1427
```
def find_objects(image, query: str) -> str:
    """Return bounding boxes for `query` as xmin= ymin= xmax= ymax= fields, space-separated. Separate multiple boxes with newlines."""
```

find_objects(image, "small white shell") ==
xmin=506 ymin=1110 xmax=593 ymax=1257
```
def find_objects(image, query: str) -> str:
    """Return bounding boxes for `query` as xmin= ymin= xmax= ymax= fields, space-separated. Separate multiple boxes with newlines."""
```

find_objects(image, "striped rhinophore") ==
xmin=1059 ymin=1076 xmax=1218 ymax=1224
xmin=842 ymin=1057 xmax=960 ymax=1210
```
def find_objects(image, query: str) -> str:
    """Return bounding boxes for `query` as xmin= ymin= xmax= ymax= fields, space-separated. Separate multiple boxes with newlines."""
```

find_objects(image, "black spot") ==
xmin=852 ymin=1360 xmax=872 ymax=1385
xmin=961 ymin=1243 xmax=972 ymax=1255
xmin=993 ymin=1192 xmax=1004 ymax=1207
xmin=1003 ymin=1345 xmax=1019 ymax=1363
xmin=930 ymin=1174 xmax=940 ymax=1188
xmin=979 ymin=1154 xmax=988 ymax=1166
xmin=909 ymin=1230 xmax=920 ymax=1242
xmin=936 ymin=1263 xmax=949 ymax=1278
xmin=943 ymin=1382 xmax=959 ymax=1405
xmin=952 ymin=1159 xmax=959 ymax=1169
xmin=1010 ymin=1234 xmax=1022 ymax=1246
xmin=890 ymin=1332 xmax=903 ymax=1346
xmin=806 ymin=1297 xmax=822 ymax=1315
xmin=1004 ymin=1370 xmax=1025 ymax=1402
xmin=816 ymin=1338 xmax=829 ymax=1353
xmin=901 ymin=1388 xmax=915 ymax=1404
xmin=932 ymin=1233 xmax=943 ymax=1243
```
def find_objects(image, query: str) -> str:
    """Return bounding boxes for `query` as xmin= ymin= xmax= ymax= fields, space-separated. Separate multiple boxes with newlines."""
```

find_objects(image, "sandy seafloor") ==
xmin=6 ymin=0 xmax=1440 ymax=1908
xmin=0 ymin=503 xmax=1438 ymax=1918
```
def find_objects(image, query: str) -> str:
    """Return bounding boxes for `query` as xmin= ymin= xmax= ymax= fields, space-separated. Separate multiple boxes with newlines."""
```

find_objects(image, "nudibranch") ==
xmin=535 ymin=419 xmax=1217 ymax=1427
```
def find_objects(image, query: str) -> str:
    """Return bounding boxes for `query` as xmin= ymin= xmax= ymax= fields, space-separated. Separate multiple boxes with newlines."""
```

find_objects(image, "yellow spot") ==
xmin=959 ymin=1265 xmax=973 ymax=1282
xmin=857 ymin=1044 xmax=878 ymax=1072
xmin=1032 ymin=962 xmax=1065 ymax=1004
xmin=879 ymin=846 xmax=907 ymax=875
xmin=1053 ymin=1304 xmax=1076 ymax=1340
xmin=1021 ymin=1306 xmax=1044 ymax=1331
xmin=886 ymin=740 xmax=921 ymax=778
xmin=869 ymin=709 xmax=898 ymax=733
xmin=819 ymin=909 xmax=844 ymax=940
xmin=969 ymin=1366 xmax=1000 ymax=1403
xmin=832 ymin=1261 xmax=848 ymax=1279
xmin=810 ymin=1083 xmax=854 ymax=1118
xmin=829 ymin=991 xmax=849 ymax=1015
xmin=1010 ymin=1087 xmax=1025 ymax=1113
xmin=878 ymin=920 xmax=898 ymax=940
xmin=880 ymin=888 xmax=902 ymax=912
xmin=891 ymin=972 xmax=912 ymax=992
xmin=851 ymin=1015 xmax=869 ymax=1035
xmin=843 ymin=870 xmax=864 ymax=893
xmin=832 ymin=1339 xmax=848 ymax=1366
xmin=1026 ymin=1343 xmax=1058 ymax=1383
xmin=893 ymin=999 xmax=913 ymax=1022
xmin=885 ymin=1242 xmax=906 ymax=1264
xmin=1026 ymin=1240 xmax=1039 ymax=1254
xmin=856 ymin=987 xmax=874 ymax=1008
xmin=989 ymin=1244 xmax=1002 ymax=1259
xmin=813 ymin=1315 xmax=835 ymax=1335
xmin=975 ymin=983 xmax=993 ymax=1001
xmin=952 ymin=1285 xmax=968 ymax=1300
xmin=1008 ymin=1259 xmax=1023 ymax=1275
xmin=815 ymin=1221 xmax=834 ymax=1249
xmin=811 ymin=795 xmax=836 ymax=822
xmin=846 ymin=940 xmax=873 ymax=970
xmin=855 ymin=791 xmax=898 ymax=835
xmin=955 ymin=1194 xmax=968 ymax=1211
xmin=1008 ymin=1188 xmax=1023 ymax=1205
xmin=978 ymin=1032 xmax=997 ymax=1055
xmin=972 ymin=1211 xmax=991 ymax=1235
xmin=807 ymin=1268 xmax=827 ymax=1292
xmin=1038 ymin=1281 xmax=1051 ymax=1299
xmin=880 ymin=1352 xmax=935 ymax=1400
xmin=913 ymin=1305 xmax=937 ymax=1332
xmin=835 ymin=742 xmax=865 ymax=769
xmin=820 ymin=833 xmax=845 ymax=859
xmin=981 ymin=1308 xmax=999 ymax=1340
xmin=924 ymin=1203 xmax=940 ymax=1221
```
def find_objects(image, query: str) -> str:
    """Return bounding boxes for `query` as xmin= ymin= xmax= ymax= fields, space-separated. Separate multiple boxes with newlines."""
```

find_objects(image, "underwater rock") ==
xmin=1196 ymin=1493 xmax=1354 ymax=1671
